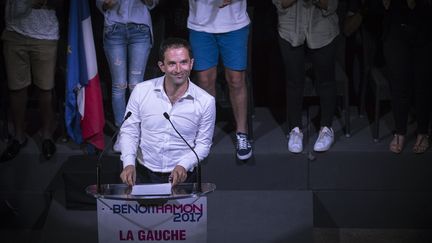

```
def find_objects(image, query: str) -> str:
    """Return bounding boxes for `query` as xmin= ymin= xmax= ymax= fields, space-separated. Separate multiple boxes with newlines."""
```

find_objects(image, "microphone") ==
xmin=163 ymin=112 xmax=202 ymax=193
xmin=96 ymin=111 xmax=132 ymax=193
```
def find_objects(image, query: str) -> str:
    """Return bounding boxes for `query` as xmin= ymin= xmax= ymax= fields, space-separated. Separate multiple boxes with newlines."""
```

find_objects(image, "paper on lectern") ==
xmin=131 ymin=183 xmax=172 ymax=195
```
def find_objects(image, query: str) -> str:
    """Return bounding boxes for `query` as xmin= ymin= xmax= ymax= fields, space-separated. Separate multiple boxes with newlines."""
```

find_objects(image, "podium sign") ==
xmin=97 ymin=197 xmax=207 ymax=243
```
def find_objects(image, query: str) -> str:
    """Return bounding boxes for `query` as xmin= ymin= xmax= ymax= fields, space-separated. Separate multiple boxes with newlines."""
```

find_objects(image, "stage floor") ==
xmin=1 ymin=107 xmax=431 ymax=243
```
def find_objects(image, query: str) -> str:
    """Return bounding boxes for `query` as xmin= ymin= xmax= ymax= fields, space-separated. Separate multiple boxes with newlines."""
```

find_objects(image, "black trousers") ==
xmin=279 ymin=36 xmax=337 ymax=130
xmin=136 ymin=163 xmax=197 ymax=184
xmin=383 ymin=24 xmax=432 ymax=135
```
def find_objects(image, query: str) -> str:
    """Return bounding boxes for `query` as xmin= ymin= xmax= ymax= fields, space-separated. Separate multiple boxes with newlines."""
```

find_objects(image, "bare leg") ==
xmin=9 ymin=88 xmax=28 ymax=143
xmin=38 ymin=88 xmax=55 ymax=140
xmin=195 ymin=66 xmax=217 ymax=97
xmin=225 ymin=68 xmax=248 ymax=134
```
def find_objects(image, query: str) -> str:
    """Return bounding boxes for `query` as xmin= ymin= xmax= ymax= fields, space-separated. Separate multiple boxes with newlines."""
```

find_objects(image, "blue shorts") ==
xmin=189 ymin=25 xmax=249 ymax=71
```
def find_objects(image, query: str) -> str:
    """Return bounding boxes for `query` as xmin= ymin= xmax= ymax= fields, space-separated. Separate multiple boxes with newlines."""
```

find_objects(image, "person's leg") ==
xmin=0 ymin=33 xmax=31 ymax=161
xmin=189 ymin=29 xmax=219 ymax=96
xmin=9 ymin=88 xmax=28 ymax=143
xmin=279 ymin=37 xmax=306 ymax=153
xmin=218 ymin=25 xmax=252 ymax=159
xmin=30 ymin=38 xmax=58 ymax=159
xmin=278 ymin=36 xmax=305 ymax=130
xmin=103 ymin=24 xmax=128 ymax=127
xmin=383 ymin=27 xmax=410 ymax=153
xmin=218 ymin=26 xmax=249 ymax=134
xmin=310 ymin=39 xmax=337 ymax=128
xmin=2 ymin=35 xmax=31 ymax=143
xmin=195 ymin=67 xmax=217 ymax=96
xmin=413 ymin=42 xmax=431 ymax=135
xmin=412 ymin=42 xmax=432 ymax=153
xmin=31 ymin=39 xmax=58 ymax=140
xmin=127 ymin=24 xmax=152 ymax=92
xmin=224 ymin=68 xmax=248 ymax=133
xmin=310 ymin=39 xmax=337 ymax=152
xmin=0 ymin=88 xmax=29 ymax=162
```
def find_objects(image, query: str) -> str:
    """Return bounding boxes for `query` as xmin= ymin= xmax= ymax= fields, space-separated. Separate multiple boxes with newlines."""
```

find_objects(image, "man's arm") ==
xmin=119 ymin=87 xmax=143 ymax=186
xmin=172 ymin=96 xmax=216 ymax=185
xmin=7 ymin=0 xmax=32 ymax=19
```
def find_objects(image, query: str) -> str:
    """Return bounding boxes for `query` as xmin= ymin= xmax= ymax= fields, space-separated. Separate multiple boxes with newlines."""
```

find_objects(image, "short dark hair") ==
xmin=158 ymin=37 xmax=193 ymax=62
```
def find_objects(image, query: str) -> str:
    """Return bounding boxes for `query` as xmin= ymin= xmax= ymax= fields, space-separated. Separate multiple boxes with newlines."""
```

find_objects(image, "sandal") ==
xmin=413 ymin=134 xmax=430 ymax=154
xmin=389 ymin=134 xmax=405 ymax=154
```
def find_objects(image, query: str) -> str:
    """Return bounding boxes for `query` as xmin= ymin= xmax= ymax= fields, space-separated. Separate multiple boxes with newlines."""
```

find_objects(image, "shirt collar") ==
xmin=154 ymin=75 xmax=195 ymax=101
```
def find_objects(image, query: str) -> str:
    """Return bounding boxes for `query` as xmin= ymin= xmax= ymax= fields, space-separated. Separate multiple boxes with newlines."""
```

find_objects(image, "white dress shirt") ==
xmin=119 ymin=75 xmax=216 ymax=173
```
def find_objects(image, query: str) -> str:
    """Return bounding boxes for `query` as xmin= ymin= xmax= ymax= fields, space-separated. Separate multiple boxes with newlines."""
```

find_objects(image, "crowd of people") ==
xmin=0 ymin=0 xmax=431 ymax=185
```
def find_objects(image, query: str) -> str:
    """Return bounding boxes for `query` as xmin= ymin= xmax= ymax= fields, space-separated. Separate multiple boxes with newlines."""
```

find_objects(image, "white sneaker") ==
xmin=314 ymin=126 xmax=334 ymax=152
xmin=288 ymin=127 xmax=303 ymax=153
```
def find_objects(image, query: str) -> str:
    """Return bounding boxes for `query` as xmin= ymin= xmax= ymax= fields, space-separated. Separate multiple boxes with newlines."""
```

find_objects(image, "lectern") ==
xmin=86 ymin=183 xmax=215 ymax=243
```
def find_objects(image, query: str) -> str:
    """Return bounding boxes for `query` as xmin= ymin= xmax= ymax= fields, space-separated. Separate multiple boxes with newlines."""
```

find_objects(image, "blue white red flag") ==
xmin=65 ymin=0 xmax=105 ymax=150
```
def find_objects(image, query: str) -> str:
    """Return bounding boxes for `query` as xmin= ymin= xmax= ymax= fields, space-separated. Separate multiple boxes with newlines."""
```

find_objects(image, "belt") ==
xmin=136 ymin=163 xmax=171 ymax=176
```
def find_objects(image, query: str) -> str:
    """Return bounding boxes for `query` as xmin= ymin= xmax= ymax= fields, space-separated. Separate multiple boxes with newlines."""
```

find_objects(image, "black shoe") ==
xmin=0 ymin=138 xmax=28 ymax=162
xmin=42 ymin=139 xmax=56 ymax=160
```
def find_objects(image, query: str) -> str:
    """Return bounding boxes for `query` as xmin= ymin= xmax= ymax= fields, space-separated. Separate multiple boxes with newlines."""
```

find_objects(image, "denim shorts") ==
xmin=189 ymin=25 xmax=249 ymax=71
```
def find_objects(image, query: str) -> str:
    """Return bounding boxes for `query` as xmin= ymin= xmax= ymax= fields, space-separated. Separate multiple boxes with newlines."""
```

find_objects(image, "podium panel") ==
xmin=97 ymin=197 xmax=207 ymax=243
xmin=89 ymin=183 xmax=216 ymax=243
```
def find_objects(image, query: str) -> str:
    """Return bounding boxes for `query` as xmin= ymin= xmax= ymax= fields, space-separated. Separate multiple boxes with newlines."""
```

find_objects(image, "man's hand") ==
xmin=120 ymin=165 xmax=136 ymax=186
xmin=103 ymin=0 xmax=117 ymax=11
xmin=169 ymin=165 xmax=187 ymax=186
xmin=141 ymin=0 xmax=154 ymax=6
xmin=280 ymin=0 xmax=297 ymax=9
xmin=32 ymin=0 xmax=47 ymax=9
xmin=219 ymin=0 xmax=232 ymax=8
xmin=407 ymin=0 xmax=416 ymax=9
xmin=383 ymin=0 xmax=391 ymax=10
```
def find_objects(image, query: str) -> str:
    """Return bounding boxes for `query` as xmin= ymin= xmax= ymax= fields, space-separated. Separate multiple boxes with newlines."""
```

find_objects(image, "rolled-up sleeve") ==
xmin=177 ymin=97 xmax=216 ymax=171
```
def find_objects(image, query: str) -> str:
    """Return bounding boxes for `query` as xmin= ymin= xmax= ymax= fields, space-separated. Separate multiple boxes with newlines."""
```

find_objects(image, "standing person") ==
xmin=96 ymin=0 xmax=158 ymax=151
xmin=187 ymin=0 xmax=253 ymax=160
xmin=273 ymin=0 xmax=340 ymax=153
xmin=119 ymin=38 xmax=216 ymax=186
xmin=0 ymin=0 xmax=59 ymax=162
xmin=382 ymin=0 xmax=432 ymax=153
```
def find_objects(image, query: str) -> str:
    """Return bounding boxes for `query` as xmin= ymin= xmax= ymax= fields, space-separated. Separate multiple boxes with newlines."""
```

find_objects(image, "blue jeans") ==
xmin=103 ymin=23 xmax=152 ymax=127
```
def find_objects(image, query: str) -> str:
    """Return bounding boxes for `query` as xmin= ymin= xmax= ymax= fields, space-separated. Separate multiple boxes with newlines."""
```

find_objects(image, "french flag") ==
xmin=65 ymin=0 xmax=105 ymax=150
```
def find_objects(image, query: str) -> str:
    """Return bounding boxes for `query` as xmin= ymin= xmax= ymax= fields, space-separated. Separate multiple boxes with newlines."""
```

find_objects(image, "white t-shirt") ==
xmin=187 ymin=0 xmax=250 ymax=33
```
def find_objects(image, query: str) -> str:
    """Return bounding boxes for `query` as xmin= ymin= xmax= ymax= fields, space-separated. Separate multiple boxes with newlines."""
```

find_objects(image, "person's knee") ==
xmin=112 ymin=82 xmax=128 ymax=96
xmin=196 ymin=69 xmax=217 ymax=89
xmin=225 ymin=70 xmax=246 ymax=90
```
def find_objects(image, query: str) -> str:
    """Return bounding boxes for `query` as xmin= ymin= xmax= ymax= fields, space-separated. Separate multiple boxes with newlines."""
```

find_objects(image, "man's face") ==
xmin=158 ymin=47 xmax=194 ymax=86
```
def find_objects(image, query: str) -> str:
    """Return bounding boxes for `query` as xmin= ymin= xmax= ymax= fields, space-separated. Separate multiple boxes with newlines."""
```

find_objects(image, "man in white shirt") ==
xmin=119 ymin=38 xmax=216 ymax=186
